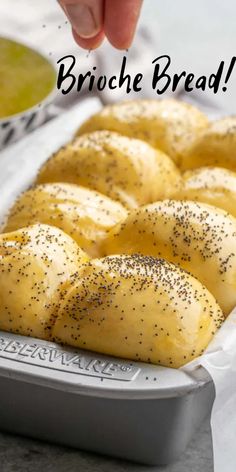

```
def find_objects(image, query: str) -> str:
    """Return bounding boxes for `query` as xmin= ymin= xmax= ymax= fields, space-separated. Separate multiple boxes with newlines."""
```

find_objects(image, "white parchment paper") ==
xmin=0 ymin=98 xmax=236 ymax=471
xmin=183 ymin=308 xmax=236 ymax=472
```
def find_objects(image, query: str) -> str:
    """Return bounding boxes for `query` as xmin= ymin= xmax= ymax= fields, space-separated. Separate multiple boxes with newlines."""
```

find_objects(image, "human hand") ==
xmin=58 ymin=0 xmax=143 ymax=49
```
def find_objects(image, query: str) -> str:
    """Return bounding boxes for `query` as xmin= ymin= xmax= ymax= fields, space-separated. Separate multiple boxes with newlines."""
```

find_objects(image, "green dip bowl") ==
xmin=0 ymin=37 xmax=57 ymax=149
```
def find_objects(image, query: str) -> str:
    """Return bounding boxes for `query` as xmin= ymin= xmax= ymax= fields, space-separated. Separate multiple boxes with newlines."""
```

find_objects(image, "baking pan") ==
xmin=0 ymin=99 xmax=215 ymax=465
xmin=0 ymin=331 xmax=214 ymax=465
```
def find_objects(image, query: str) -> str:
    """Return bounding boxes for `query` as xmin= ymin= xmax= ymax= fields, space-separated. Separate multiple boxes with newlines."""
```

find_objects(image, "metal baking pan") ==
xmin=0 ymin=331 xmax=214 ymax=465
xmin=0 ymin=99 xmax=215 ymax=465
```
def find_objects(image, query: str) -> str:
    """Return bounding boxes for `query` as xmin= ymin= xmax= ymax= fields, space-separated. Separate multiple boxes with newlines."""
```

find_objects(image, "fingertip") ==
xmin=104 ymin=33 xmax=133 ymax=51
xmin=72 ymin=28 xmax=105 ymax=50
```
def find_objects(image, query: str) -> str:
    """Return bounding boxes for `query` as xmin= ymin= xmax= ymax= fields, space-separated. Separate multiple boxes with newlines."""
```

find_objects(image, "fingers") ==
xmin=59 ymin=0 xmax=104 ymax=39
xmin=58 ymin=0 xmax=143 ymax=50
xmin=104 ymin=0 xmax=143 ymax=49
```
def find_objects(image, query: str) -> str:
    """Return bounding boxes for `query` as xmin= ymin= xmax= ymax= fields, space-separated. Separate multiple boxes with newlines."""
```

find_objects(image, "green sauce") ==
xmin=0 ymin=37 xmax=56 ymax=119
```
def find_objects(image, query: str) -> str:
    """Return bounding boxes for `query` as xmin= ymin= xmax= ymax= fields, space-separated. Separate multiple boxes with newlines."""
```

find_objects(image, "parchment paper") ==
xmin=183 ymin=308 xmax=236 ymax=472
xmin=0 ymin=98 xmax=236 ymax=472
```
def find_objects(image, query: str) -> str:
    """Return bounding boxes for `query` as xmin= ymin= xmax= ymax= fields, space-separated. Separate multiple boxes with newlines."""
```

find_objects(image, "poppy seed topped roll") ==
xmin=36 ymin=130 xmax=181 ymax=209
xmin=0 ymin=224 xmax=89 ymax=339
xmin=180 ymin=117 xmax=236 ymax=171
xmin=77 ymin=99 xmax=209 ymax=166
xmin=3 ymin=183 xmax=128 ymax=257
xmin=103 ymin=200 xmax=236 ymax=316
xmin=52 ymin=254 xmax=223 ymax=368
xmin=171 ymin=167 xmax=236 ymax=218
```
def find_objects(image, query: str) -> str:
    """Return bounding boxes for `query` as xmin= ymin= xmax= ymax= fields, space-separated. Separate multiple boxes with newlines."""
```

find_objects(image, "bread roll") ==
xmin=77 ymin=99 xmax=209 ymax=166
xmin=180 ymin=117 xmax=236 ymax=171
xmin=103 ymin=200 xmax=236 ymax=316
xmin=3 ymin=183 xmax=127 ymax=257
xmin=37 ymin=131 xmax=180 ymax=209
xmin=52 ymin=254 xmax=223 ymax=368
xmin=0 ymin=224 xmax=89 ymax=339
xmin=172 ymin=167 xmax=236 ymax=218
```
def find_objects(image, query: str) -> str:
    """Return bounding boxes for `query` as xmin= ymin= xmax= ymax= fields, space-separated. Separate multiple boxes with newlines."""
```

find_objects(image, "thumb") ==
xmin=58 ymin=0 xmax=104 ymax=39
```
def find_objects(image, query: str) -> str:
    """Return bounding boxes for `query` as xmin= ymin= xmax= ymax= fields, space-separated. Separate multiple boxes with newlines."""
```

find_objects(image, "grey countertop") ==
xmin=0 ymin=420 xmax=213 ymax=472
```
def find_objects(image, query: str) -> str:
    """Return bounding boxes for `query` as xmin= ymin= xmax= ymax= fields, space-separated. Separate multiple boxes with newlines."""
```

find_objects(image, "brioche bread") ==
xmin=103 ymin=200 xmax=236 ymax=316
xmin=0 ymin=224 xmax=89 ymax=339
xmin=180 ymin=117 xmax=236 ymax=171
xmin=172 ymin=167 xmax=236 ymax=218
xmin=3 ymin=183 xmax=127 ymax=257
xmin=37 ymin=130 xmax=180 ymax=209
xmin=77 ymin=99 xmax=209 ymax=166
xmin=52 ymin=254 xmax=223 ymax=368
